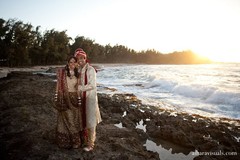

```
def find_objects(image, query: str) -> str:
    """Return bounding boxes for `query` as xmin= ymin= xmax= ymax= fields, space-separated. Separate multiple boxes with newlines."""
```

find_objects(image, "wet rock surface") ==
xmin=0 ymin=71 xmax=239 ymax=160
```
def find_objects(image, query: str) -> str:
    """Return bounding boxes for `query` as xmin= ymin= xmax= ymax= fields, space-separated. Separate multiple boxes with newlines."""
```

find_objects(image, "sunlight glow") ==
xmin=1 ymin=0 xmax=240 ymax=62
xmin=80 ymin=0 xmax=240 ymax=62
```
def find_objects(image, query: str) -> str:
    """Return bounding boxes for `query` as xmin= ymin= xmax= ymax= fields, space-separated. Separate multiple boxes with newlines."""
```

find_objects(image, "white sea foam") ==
xmin=97 ymin=63 xmax=240 ymax=119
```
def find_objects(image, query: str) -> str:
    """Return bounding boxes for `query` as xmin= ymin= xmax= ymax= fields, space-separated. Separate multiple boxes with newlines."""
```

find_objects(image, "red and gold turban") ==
xmin=74 ymin=48 xmax=86 ymax=58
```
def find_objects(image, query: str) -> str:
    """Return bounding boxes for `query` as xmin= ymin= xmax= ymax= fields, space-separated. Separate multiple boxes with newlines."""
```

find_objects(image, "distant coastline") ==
xmin=1 ymin=62 xmax=239 ymax=78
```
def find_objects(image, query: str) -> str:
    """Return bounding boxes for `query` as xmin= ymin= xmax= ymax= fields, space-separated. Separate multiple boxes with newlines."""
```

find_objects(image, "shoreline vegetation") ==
xmin=0 ymin=18 xmax=211 ymax=68
xmin=0 ymin=66 xmax=239 ymax=160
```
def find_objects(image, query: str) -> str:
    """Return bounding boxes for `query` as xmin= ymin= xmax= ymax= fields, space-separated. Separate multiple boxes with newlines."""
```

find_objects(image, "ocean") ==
xmin=96 ymin=63 xmax=240 ymax=119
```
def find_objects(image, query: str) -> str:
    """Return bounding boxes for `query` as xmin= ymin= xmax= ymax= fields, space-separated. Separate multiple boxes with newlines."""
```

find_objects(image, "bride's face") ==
xmin=68 ymin=58 xmax=77 ymax=69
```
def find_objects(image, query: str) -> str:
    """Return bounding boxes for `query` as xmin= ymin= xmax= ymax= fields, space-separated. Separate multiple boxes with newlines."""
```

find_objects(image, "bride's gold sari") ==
xmin=54 ymin=68 xmax=82 ymax=148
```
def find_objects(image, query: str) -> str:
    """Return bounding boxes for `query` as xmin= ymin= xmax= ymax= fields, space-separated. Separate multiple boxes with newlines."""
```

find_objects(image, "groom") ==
xmin=74 ymin=48 xmax=102 ymax=152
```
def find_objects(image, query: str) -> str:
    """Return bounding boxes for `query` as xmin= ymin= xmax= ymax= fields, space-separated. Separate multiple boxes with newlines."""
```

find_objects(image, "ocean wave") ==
xmin=97 ymin=63 xmax=240 ymax=119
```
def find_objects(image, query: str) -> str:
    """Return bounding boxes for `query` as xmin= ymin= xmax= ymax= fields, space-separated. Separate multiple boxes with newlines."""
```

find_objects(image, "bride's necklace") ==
xmin=69 ymin=69 xmax=74 ymax=79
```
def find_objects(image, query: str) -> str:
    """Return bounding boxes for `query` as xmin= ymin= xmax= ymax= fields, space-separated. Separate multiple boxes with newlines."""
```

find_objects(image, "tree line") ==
xmin=0 ymin=18 xmax=211 ymax=67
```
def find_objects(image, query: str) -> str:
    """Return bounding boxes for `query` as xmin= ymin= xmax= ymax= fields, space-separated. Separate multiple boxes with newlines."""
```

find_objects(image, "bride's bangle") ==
xmin=78 ymin=97 xmax=81 ymax=105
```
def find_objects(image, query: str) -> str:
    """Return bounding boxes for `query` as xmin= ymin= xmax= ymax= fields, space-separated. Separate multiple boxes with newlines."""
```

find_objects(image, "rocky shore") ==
xmin=0 ymin=69 xmax=239 ymax=160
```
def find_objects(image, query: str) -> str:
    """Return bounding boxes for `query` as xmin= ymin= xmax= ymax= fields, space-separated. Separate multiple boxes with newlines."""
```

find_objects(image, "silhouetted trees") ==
xmin=0 ymin=18 xmax=211 ymax=67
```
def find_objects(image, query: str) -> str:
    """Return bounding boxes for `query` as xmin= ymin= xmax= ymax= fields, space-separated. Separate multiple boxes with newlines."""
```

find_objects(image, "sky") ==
xmin=1 ymin=0 xmax=240 ymax=62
